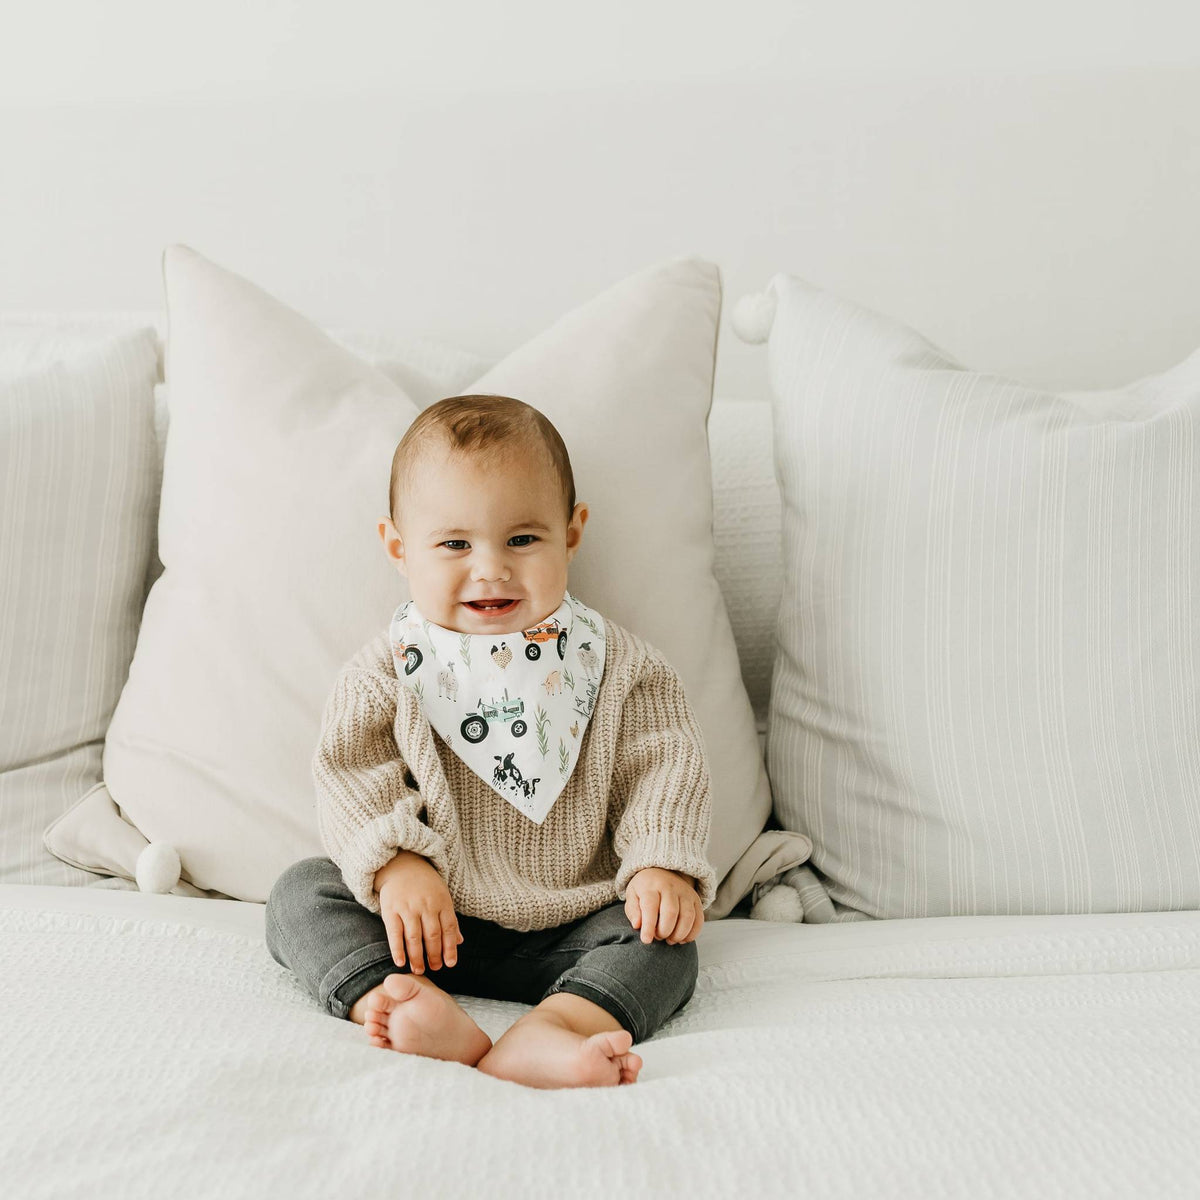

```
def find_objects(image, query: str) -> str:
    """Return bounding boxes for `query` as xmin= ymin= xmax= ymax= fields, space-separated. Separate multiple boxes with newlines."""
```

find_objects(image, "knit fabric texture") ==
xmin=312 ymin=615 xmax=718 ymax=932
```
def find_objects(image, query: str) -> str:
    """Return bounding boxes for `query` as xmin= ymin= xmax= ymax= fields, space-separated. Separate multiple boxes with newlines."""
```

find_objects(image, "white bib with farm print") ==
xmin=389 ymin=590 xmax=606 ymax=824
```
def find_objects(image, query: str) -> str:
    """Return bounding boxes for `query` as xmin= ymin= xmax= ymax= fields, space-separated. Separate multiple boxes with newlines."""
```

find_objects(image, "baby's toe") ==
xmin=616 ymin=1050 xmax=643 ymax=1083
xmin=598 ymin=1028 xmax=633 ymax=1056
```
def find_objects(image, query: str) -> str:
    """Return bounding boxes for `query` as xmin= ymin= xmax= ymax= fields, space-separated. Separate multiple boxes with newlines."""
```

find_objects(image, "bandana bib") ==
xmin=389 ymin=590 xmax=607 ymax=824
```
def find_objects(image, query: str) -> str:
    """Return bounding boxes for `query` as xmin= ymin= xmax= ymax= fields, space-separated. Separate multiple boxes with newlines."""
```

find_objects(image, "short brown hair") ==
xmin=389 ymin=394 xmax=576 ymax=529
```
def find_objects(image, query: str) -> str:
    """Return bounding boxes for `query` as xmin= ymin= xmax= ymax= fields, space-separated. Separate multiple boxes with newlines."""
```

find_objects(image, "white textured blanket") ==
xmin=3 ymin=884 xmax=1199 ymax=1199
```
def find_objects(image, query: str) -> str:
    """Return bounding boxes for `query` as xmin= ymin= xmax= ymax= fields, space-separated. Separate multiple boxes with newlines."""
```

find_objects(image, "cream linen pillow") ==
xmin=745 ymin=272 xmax=1200 ymax=922
xmin=47 ymin=245 xmax=808 ymax=916
xmin=0 ymin=330 xmax=159 ymax=887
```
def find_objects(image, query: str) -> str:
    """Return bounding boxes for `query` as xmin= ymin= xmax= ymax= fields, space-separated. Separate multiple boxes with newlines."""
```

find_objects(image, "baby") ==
xmin=266 ymin=393 xmax=716 ymax=1089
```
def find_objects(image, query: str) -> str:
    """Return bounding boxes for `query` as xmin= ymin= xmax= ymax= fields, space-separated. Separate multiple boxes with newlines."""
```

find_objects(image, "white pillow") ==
xmin=47 ymin=245 xmax=810 ymax=916
xmin=751 ymin=272 xmax=1200 ymax=921
xmin=0 ymin=330 xmax=160 ymax=886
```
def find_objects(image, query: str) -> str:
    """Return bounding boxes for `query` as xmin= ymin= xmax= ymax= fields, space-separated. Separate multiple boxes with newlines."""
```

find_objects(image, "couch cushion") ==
xmin=708 ymin=397 xmax=781 ymax=729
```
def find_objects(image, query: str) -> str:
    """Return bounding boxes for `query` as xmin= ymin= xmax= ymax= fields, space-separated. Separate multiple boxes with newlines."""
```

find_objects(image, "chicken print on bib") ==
xmin=390 ymin=590 xmax=606 ymax=823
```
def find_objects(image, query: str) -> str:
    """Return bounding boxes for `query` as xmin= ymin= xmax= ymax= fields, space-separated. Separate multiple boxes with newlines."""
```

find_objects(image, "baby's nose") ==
xmin=471 ymin=553 xmax=510 ymax=582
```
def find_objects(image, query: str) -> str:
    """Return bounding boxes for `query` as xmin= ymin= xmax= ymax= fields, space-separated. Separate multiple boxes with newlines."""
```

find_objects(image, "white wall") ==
xmin=5 ymin=1 xmax=1198 ymax=101
xmin=3 ymin=2 xmax=1199 ymax=398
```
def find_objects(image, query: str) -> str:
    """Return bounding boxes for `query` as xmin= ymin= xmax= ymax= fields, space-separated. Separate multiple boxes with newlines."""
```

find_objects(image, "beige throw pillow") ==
xmin=47 ymin=246 xmax=809 ymax=916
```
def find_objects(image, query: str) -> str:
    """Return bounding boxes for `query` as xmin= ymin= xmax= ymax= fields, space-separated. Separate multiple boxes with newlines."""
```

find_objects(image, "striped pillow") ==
xmin=756 ymin=274 xmax=1200 ymax=921
xmin=0 ymin=329 xmax=160 ymax=886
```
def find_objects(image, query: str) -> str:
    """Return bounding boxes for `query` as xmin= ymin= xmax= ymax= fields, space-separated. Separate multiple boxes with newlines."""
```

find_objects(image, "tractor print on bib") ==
xmin=391 ymin=637 xmax=423 ymax=675
xmin=459 ymin=688 xmax=529 ymax=743
xmin=521 ymin=618 xmax=568 ymax=660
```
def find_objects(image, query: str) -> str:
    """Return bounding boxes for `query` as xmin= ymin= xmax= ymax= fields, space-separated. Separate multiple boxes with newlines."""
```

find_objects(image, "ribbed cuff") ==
xmin=614 ymin=831 xmax=717 ymax=910
xmin=339 ymin=806 xmax=448 ymax=913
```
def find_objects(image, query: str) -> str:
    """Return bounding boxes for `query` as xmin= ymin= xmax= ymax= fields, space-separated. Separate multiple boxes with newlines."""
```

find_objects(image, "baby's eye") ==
xmin=439 ymin=536 xmax=537 ymax=550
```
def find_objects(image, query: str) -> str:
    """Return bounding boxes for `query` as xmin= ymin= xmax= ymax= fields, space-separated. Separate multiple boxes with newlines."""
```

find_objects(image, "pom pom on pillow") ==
xmin=749 ymin=879 xmax=804 ymax=922
xmin=730 ymin=287 xmax=777 ymax=344
xmin=136 ymin=842 xmax=182 ymax=894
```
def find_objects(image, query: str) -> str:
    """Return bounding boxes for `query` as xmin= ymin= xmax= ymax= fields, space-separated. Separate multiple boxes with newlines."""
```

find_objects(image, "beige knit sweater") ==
xmin=311 ymin=613 xmax=717 ymax=932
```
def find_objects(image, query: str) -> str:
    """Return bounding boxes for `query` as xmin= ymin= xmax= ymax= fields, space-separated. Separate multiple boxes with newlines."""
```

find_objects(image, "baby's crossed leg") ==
xmin=348 ymin=974 xmax=643 ymax=1088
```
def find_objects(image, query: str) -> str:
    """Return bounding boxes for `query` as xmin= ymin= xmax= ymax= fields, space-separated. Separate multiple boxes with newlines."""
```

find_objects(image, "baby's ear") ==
xmin=379 ymin=519 xmax=408 ymax=572
xmin=565 ymin=503 xmax=589 ymax=555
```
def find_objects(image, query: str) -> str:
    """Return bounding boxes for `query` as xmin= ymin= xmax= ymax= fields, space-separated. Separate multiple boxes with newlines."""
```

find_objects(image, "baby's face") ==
xmin=380 ymin=443 xmax=588 ymax=635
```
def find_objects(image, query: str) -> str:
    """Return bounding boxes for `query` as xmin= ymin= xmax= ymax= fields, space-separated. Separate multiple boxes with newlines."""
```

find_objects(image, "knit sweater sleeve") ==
xmin=312 ymin=636 xmax=449 ymax=914
xmin=609 ymin=645 xmax=718 ymax=911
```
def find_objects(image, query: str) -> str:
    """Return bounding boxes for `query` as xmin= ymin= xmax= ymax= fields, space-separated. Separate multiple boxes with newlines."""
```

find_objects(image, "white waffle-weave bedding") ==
xmin=3 ymin=883 xmax=1198 ymax=1199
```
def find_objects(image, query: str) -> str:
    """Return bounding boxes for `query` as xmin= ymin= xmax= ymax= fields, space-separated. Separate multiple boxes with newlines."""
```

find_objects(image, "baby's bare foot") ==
xmin=476 ymin=1016 xmax=644 ymax=1089
xmin=362 ymin=973 xmax=492 ymax=1066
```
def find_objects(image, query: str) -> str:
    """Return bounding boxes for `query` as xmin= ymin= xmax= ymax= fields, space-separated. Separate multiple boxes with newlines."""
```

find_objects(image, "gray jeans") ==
xmin=265 ymin=856 xmax=699 ymax=1044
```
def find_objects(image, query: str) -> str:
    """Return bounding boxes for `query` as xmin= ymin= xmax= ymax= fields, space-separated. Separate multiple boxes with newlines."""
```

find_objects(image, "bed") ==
xmin=5 ymin=20 xmax=1200 ymax=1198
xmin=6 ymin=884 xmax=1199 ymax=1198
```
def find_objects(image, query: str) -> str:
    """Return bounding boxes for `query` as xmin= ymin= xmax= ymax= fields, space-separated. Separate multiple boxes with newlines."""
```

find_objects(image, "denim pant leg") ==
xmin=265 ymin=856 xmax=397 ymax=1019
xmin=264 ymin=855 xmax=516 ymax=1019
xmin=265 ymin=859 xmax=699 ymax=1041
xmin=534 ymin=901 xmax=700 ymax=1044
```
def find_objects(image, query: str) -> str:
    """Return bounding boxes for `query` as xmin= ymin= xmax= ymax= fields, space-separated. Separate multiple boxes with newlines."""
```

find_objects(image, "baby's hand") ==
xmin=375 ymin=850 xmax=463 ymax=974
xmin=624 ymin=867 xmax=704 ymax=945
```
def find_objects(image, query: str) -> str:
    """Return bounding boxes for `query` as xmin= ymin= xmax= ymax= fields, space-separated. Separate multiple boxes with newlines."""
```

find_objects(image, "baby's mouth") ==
xmin=464 ymin=599 xmax=519 ymax=614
